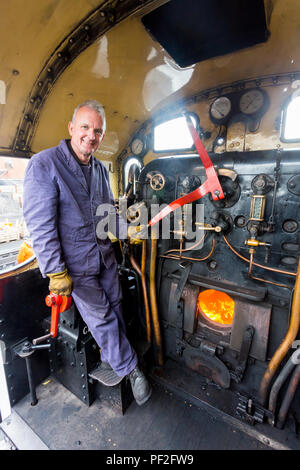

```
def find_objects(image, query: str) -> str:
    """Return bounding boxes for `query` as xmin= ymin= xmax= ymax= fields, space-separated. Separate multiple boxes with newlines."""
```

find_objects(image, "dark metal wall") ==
xmin=0 ymin=269 xmax=50 ymax=407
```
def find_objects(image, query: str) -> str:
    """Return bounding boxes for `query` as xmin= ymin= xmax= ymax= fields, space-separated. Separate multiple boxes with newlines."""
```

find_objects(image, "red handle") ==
xmin=45 ymin=293 xmax=72 ymax=338
xmin=148 ymin=114 xmax=224 ymax=227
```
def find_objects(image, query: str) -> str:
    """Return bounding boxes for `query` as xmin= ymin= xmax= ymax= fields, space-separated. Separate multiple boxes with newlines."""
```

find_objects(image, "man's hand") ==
xmin=46 ymin=269 xmax=73 ymax=295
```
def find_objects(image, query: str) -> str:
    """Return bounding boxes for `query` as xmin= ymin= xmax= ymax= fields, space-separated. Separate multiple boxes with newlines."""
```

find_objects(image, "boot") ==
xmin=129 ymin=366 xmax=152 ymax=406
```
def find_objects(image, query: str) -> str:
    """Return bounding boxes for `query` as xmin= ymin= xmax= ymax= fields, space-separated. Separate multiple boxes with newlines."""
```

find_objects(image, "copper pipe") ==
xmin=141 ymin=240 xmax=151 ymax=342
xmin=258 ymin=256 xmax=300 ymax=405
xmin=223 ymin=235 xmax=296 ymax=277
xmin=247 ymin=250 xmax=291 ymax=288
xmin=248 ymin=275 xmax=292 ymax=289
xmin=150 ymin=235 xmax=164 ymax=366
xmin=179 ymin=238 xmax=183 ymax=258
xmin=248 ymin=250 xmax=254 ymax=275
xmin=163 ymin=234 xmax=205 ymax=255
xmin=277 ymin=364 xmax=300 ymax=429
xmin=159 ymin=238 xmax=215 ymax=263
xmin=129 ymin=241 xmax=151 ymax=343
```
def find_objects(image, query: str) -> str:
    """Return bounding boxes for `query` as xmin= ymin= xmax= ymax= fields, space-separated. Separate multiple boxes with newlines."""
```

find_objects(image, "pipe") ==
xmin=258 ymin=256 xmax=300 ymax=405
xmin=223 ymin=235 xmax=296 ymax=277
xmin=247 ymin=274 xmax=292 ymax=289
xmin=248 ymin=250 xmax=254 ymax=275
xmin=160 ymin=238 xmax=215 ymax=263
xmin=164 ymin=234 xmax=205 ymax=254
xmin=247 ymin=248 xmax=291 ymax=289
xmin=277 ymin=364 xmax=300 ymax=429
xmin=150 ymin=234 xmax=164 ymax=366
xmin=141 ymin=240 xmax=151 ymax=343
xmin=129 ymin=241 xmax=151 ymax=342
xmin=268 ymin=348 xmax=300 ymax=423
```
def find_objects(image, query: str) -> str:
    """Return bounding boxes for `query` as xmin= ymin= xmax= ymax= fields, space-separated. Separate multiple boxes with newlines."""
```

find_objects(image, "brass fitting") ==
xmin=195 ymin=223 xmax=222 ymax=233
xmin=245 ymin=239 xmax=271 ymax=248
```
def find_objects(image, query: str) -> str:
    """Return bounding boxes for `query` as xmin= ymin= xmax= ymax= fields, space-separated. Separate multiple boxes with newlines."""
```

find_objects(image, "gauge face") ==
xmin=210 ymin=96 xmax=232 ymax=122
xmin=239 ymin=89 xmax=265 ymax=115
xmin=131 ymin=137 xmax=146 ymax=156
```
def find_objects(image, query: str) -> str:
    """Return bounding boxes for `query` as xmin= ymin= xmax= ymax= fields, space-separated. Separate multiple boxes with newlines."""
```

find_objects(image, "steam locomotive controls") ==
xmin=251 ymin=174 xmax=274 ymax=194
xmin=130 ymin=135 xmax=148 ymax=157
xmin=282 ymin=219 xmax=298 ymax=233
xmin=210 ymin=169 xmax=240 ymax=208
xmin=147 ymin=171 xmax=166 ymax=191
xmin=210 ymin=211 xmax=232 ymax=233
xmin=147 ymin=116 xmax=225 ymax=228
xmin=135 ymin=149 xmax=300 ymax=422
xmin=195 ymin=222 xmax=222 ymax=233
xmin=234 ymin=215 xmax=247 ymax=228
xmin=245 ymin=174 xmax=273 ymax=264
xmin=287 ymin=174 xmax=300 ymax=196
xmin=126 ymin=201 xmax=146 ymax=223
xmin=239 ymin=88 xmax=267 ymax=116
xmin=209 ymin=96 xmax=232 ymax=124
xmin=249 ymin=194 xmax=266 ymax=221
xmin=179 ymin=175 xmax=201 ymax=192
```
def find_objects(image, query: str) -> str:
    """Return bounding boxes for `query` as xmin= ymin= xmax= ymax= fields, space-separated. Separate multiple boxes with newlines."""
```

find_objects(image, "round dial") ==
xmin=210 ymin=96 xmax=232 ymax=123
xmin=239 ymin=89 xmax=265 ymax=115
xmin=131 ymin=137 xmax=147 ymax=157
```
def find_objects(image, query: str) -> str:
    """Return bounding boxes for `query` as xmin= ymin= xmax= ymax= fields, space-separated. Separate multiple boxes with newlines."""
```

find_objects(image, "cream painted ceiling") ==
xmin=0 ymin=0 xmax=300 ymax=161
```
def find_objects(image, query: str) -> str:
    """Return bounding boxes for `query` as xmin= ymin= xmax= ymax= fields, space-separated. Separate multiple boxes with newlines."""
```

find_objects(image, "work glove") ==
xmin=127 ymin=225 xmax=147 ymax=244
xmin=46 ymin=268 xmax=73 ymax=296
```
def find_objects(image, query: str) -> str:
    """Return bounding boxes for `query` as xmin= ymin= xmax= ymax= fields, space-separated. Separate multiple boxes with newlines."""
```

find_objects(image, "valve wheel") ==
xmin=150 ymin=173 xmax=165 ymax=191
xmin=127 ymin=206 xmax=141 ymax=223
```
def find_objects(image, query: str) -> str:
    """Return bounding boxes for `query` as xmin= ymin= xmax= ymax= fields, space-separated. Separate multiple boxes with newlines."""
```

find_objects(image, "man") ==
xmin=23 ymin=100 xmax=152 ymax=406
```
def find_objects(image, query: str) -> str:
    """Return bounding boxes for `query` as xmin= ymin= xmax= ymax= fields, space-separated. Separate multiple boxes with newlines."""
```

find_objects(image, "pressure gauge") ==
xmin=209 ymin=96 xmax=232 ymax=124
xmin=239 ymin=88 xmax=266 ymax=116
xmin=130 ymin=136 xmax=148 ymax=157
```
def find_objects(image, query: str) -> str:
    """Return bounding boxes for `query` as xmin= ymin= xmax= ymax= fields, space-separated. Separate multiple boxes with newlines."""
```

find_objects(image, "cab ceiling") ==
xmin=0 ymin=0 xmax=299 ymax=162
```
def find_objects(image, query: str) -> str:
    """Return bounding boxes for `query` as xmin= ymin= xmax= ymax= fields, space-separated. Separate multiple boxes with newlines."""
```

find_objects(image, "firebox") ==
xmin=197 ymin=289 xmax=234 ymax=328
xmin=158 ymin=269 xmax=273 ymax=391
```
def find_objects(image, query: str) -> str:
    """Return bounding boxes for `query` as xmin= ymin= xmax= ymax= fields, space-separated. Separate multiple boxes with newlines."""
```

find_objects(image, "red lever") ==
xmin=148 ymin=113 xmax=224 ymax=227
xmin=45 ymin=293 xmax=72 ymax=338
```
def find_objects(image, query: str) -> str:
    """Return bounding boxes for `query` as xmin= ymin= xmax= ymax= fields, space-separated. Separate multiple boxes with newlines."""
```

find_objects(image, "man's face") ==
xmin=68 ymin=106 xmax=105 ymax=163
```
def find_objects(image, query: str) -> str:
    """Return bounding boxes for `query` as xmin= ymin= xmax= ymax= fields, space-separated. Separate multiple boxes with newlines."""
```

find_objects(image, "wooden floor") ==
xmin=11 ymin=377 xmax=271 ymax=451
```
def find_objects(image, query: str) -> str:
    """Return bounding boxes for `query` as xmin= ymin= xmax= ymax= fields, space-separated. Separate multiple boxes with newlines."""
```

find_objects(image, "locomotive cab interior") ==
xmin=0 ymin=0 xmax=300 ymax=451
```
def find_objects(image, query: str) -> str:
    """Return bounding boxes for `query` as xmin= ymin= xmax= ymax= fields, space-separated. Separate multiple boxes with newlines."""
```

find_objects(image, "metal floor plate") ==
xmin=10 ymin=375 xmax=273 ymax=451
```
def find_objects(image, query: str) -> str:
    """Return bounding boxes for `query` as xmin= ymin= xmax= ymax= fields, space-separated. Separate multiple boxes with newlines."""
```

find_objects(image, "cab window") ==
xmin=0 ymin=157 xmax=30 ymax=271
xmin=281 ymin=95 xmax=300 ymax=142
xmin=153 ymin=114 xmax=197 ymax=152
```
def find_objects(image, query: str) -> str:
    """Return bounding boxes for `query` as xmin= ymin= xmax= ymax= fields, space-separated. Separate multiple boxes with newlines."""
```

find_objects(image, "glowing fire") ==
xmin=197 ymin=289 xmax=234 ymax=325
xmin=17 ymin=241 xmax=34 ymax=264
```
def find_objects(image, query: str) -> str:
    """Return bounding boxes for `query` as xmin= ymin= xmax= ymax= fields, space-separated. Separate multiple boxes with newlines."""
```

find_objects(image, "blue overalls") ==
xmin=23 ymin=139 xmax=137 ymax=376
